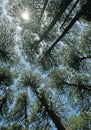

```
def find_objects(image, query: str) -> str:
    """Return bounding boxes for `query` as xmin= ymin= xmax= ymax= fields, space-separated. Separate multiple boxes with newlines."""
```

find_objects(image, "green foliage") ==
xmin=48 ymin=67 xmax=91 ymax=112
xmin=1 ymin=0 xmax=91 ymax=129
xmin=0 ymin=67 xmax=13 ymax=86
xmin=40 ymin=47 xmax=61 ymax=70
xmin=0 ymin=21 xmax=16 ymax=65
xmin=19 ymin=70 xmax=41 ymax=89
xmin=68 ymin=112 xmax=91 ymax=130
xmin=61 ymin=46 xmax=85 ymax=71
xmin=80 ymin=29 xmax=91 ymax=54
xmin=49 ymin=68 xmax=69 ymax=90
xmin=30 ymin=99 xmax=52 ymax=130
xmin=21 ymin=30 xmax=41 ymax=63
xmin=7 ymin=0 xmax=41 ymax=27
xmin=0 ymin=125 xmax=24 ymax=130
xmin=0 ymin=88 xmax=14 ymax=120
xmin=9 ymin=93 xmax=29 ymax=126
xmin=30 ymin=109 xmax=51 ymax=130
xmin=60 ymin=26 xmax=91 ymax=71
xmin=72 ymin=73 xmax=90 ymax=87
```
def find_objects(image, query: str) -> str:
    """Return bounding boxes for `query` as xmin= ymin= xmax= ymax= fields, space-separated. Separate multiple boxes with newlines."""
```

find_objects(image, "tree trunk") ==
xmin=60 ymin=0 xmax=79 ymax=30
xmin=24 ymin=97 xmax=29 ymax=130
xmin=31 ymin=85 xmax=66 ymax=130
xmin=45 ymin=0 xmax=91 ymax=54
xmin=37 ymin=0 xmax=73 ymax=44
xmin=0 ymin=96 xmax=7 ymax=112
xmin=39 ymin=0 xmax=49 ymax=22
xmin=46 ymin=11 xmax=83 ymax=54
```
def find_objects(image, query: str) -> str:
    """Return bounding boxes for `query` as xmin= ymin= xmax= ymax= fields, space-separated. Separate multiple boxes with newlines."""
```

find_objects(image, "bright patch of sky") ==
xmin=16 ymin=26 xmax=22 ymax=31
xmin=22 ymin=11 xmax=30 ymax=21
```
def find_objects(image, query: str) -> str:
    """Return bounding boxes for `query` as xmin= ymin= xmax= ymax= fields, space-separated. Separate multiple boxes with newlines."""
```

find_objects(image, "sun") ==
xmin=22 ymin=11 xmax=30 ymax=21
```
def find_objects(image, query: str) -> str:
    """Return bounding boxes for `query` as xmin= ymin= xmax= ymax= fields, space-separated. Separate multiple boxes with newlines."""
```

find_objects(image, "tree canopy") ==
xmin=0 ymin=0 xmax=91 ymax=130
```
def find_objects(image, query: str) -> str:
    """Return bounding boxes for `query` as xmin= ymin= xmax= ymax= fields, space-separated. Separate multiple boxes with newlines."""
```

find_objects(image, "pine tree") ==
xmin=1 ymin=0 xmax=91 ymax=130
xmin=68 ymin=112 xmax=91 ymax=130
xmin=9 ymin=93 xmax=29 ymax=130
